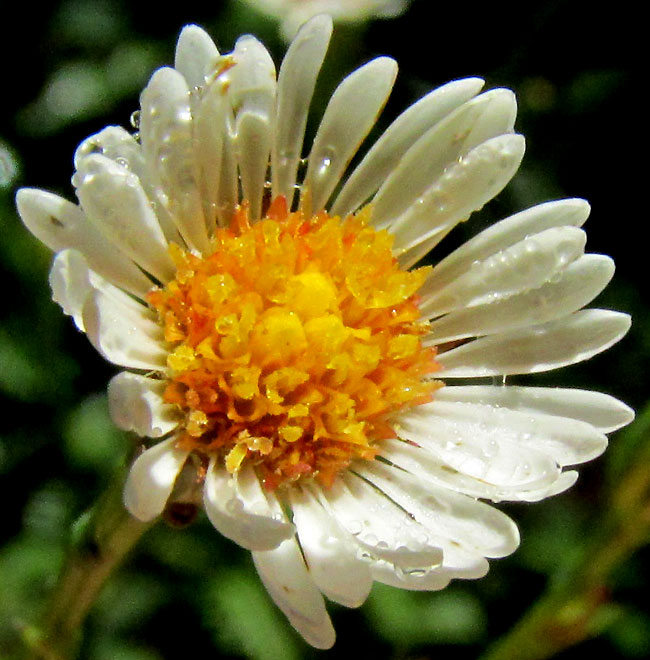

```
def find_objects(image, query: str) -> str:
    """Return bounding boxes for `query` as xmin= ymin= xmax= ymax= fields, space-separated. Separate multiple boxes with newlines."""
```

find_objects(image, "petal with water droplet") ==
xmin=436 ymin=309 xmax=631 ymax=377
xmin=123 ymin=437 xmax=189 ymax=521
xmin=203 ymin=460 xmax=295 ymax=551
xmin=303 ymin=56 xmax=397 ymax=213
xmin=290 ymin=487 xmax=372 ymax=608
xmin=332 ymin=77 xmax=485 ymax=217
xmin=253 ymin=537 xmax=335 ymax=649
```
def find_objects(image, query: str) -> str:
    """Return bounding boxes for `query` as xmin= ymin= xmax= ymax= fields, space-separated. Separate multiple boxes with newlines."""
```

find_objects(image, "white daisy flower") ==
xmin=241 ymin=0 xmax=407 ymax=40
xmin=16 ymin=16 xmax=632 ymax=649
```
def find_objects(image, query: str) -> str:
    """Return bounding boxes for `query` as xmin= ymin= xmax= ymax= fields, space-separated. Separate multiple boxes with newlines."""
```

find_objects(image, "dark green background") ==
xmin=1 ymin=1 xmax=647 ymax=658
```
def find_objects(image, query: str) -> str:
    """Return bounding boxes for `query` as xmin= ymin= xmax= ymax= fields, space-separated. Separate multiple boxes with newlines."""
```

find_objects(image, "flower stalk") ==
xmin=22 ymin=470 xmax=153 ymax=660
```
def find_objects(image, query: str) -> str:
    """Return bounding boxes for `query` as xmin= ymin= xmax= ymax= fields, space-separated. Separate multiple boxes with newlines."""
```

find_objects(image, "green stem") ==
xmin=21 ymin=472 xmax=153 ymax=660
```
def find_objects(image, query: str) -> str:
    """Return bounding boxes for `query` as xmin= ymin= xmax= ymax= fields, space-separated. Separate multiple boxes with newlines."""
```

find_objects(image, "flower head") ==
xmin=16 ymin=16 xmax=632 ymax=648
xmin=242 ymin=0 xmax=408 ymax=39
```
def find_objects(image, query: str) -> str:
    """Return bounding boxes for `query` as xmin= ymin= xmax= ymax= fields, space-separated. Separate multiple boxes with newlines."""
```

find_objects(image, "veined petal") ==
xmin=140 ymin=67 xmax=210 ymax=253
xmin=272 ymin=14 xmax=333 ymax=207
xmin=332 ymin=77 xmax=485 ymax=218
xmin=108 ymin=372 xmax=179 ymax=437
xmin=303 ymin=56 xmax=398 ymax=214
xmin=73 ymin=154 xmax=175 ymax=282
xmin=253 ymin=537 xmax=335 ymax=650
xmin=203 ymin=460 xmax=295 ymax=551
xmin=371 ymin=88 xmax=516 ymax=230
xmin=289 ymin=486 xmax=373 ymax=608
xmin=123 ymin=436 xmax=189 ymax=521
xmin=436 ymin=309 xmax=631 ymax=377
xmin=82 ymin=289 xmax=167 ymax=370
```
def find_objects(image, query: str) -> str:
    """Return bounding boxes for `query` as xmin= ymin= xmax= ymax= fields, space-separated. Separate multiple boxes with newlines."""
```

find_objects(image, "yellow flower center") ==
xmin=148 ymin=197 xmax=440 ymax=490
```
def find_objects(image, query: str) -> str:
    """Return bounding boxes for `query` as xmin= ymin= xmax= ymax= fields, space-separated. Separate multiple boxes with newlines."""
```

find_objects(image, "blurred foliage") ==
xmin=0 ymin=1 xmax=646 ymax=659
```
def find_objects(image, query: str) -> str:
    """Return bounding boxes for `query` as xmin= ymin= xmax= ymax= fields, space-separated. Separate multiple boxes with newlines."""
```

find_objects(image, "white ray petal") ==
xmin=73 ymin=154 xmax=175 ymax=282
xmin=253 ymin=537 xmax=335 ymax=649
xmin=75 ymin=126 xmax=184 ymax=245
xmin=404 ymin=399 xmax=608 ymax=467
xmin=331 ymin=77 xmax=485 ymax=218
xmin=193 ymin=73 xmax=229 ymax=231
xmin=369 ymin=561 xmax=454 ymax=591
xmin=108 ymin=372 xmax=179 ymax=437
xmin=290 ymin=487 xmax=372 ymax=608
xmin=358 ymin=461 xmax=520 ymax=558
xmin=303 ymin=56 xmax=398 ymax=214
xmin=377 ymin=438 xmax=561 ymax=502
xmin=123 ymin=437 xmax=189 ymax=521
xmin=516 ymin=470 xmax=579 ymax=501
xmin=272 ymin=14 xmax=332 ymax=206
xmin=391 ymin=133 xmax=526 ymax=256
xmin=174 ymin=24 xmax=220 ymax=90
xmin=49 ymin=249 xmax=106 ymax=331
xmin=421 ymin=226 xmax=587 ymax=319
xmin=228 ymin=35 xmax=276 ymax=221
xmin=436 ymin=309 xmax=631 ymax=377
xmin=215 ymin=116 xmax=239 ymax=226
xmin=424 ymin=253 xmax=611 ymax=338
xmin=15 ymin=188 xmax=153 ymax=299
xmin=371 ymin=88 xmax=516 ymax=230
xmin=422 ymin=198 xmax=591 ymax=299
xmin=203 ymin=460 xmax=294 ymax=551
xmin=436 ymin=385 xmax=634 ymax=433
xmin=49 ymin=248 xmax=154 ymax=333
xmin=140 ymin=67 xmax=209 ymax=252
xmin=82 ymin=289 xmax=167 ymax=370
xmin=315 ymin=476 xmax=443 ymax=570
xmin=396 ymin=404 xmax=561 ymax=489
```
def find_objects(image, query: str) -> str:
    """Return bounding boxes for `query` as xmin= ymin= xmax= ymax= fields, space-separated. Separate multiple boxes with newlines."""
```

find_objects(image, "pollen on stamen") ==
xmin=147 ymin=196 xmax=441 ymax=490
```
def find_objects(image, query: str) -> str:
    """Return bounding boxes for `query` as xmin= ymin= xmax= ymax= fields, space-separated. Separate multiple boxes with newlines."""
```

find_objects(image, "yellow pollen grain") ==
xmin=148 ymin=197 xmax=440 ymax=490
xmin=225 ymin=443 xmax=248 ymax=473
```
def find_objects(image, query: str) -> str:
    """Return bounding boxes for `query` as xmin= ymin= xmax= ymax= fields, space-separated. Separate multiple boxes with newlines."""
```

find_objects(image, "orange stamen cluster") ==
xmin=147 ymin=197 xmax=439 ymax=490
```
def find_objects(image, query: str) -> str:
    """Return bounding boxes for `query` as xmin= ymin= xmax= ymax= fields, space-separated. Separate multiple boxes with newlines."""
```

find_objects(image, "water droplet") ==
xmin=225 ymin=498 xmax=243 ymax=515
xmin=130 ymin=110 xmax=141 ymax=130
xmin=363 ymin=533 xmax=378 ymax=546
xmin=403 ymin=567 xmax=428 ymax=577
xmin=347 ymin=519 xmax=362 ymax=535
xmin=318 ymin=157 xmax=331 ymax=177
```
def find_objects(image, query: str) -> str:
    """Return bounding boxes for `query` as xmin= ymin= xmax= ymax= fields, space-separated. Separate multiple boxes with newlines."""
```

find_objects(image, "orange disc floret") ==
xmin=147 ymin=197 xmax=440 ymax=490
